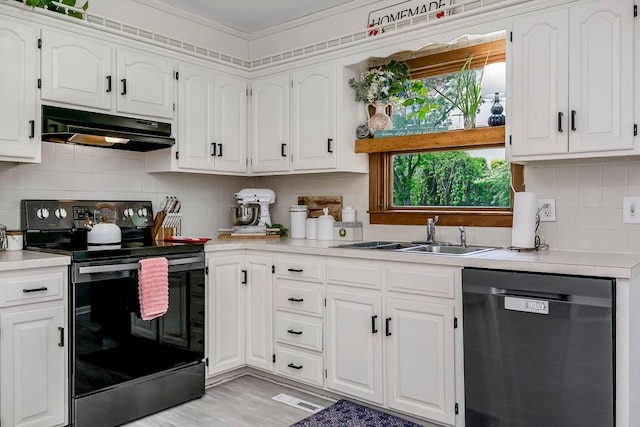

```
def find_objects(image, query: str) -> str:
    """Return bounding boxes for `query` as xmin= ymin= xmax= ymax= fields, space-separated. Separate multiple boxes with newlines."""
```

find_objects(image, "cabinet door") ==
xmin=568 ymin=0 xmax=634 ymax=153
xmin=251 ymin=74 xmax=290 ymax=173
xmin=214 ymin=74 xmax=247 ymax=173
xmin=244 ymin=255 xmax=273 ymax=371
xmin=326 ymin=289 xmax=383 ymax=404
xmin=291 ymin=64 xmax=337 ymax=170
xmin=510 ymin=8 xmax=569 ymax=157
xmin=40 ymin=29 xmax=113 ymax=111
xmin=116 ymin=49 xmax=174 ymax=119
xmin=1 ymin=305 xmax=66 ymax=427
xmin=206 ymin=256 xmax=244 ymax=376
xmin=0 ymin=21 xmax=39 ymax=161
xmin=385 ymin=298 xmax=455 ymax=425
xmin=178 ymin=64 xmax=215 ymax=170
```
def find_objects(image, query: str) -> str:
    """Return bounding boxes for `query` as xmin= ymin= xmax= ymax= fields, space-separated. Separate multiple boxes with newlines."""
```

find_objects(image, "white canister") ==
xmin=305 ymin=218 xmax=317 ymax=240
xmin=341 ymin=206 xmax=356 ymax=222
xmin=6 ymin=230 xmax=23 ymax=251
xmin=316 ymin=208 xmax=335 ymax=241
xmin=289 ymin=205 xmax=308 ymax=239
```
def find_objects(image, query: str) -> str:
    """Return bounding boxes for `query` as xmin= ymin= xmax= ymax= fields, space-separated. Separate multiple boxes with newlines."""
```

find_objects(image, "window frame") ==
xmin=367 ymin=38 xmax=521 ymax=228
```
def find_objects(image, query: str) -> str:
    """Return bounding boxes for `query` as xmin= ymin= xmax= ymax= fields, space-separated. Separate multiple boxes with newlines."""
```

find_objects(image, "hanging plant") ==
xmin=25 ymin=0 xmax=89 ymax=19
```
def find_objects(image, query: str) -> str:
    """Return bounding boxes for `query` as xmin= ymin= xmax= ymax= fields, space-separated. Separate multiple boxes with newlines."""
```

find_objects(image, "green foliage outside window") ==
xmin=393 ymin=151 xmax=511 ymax=207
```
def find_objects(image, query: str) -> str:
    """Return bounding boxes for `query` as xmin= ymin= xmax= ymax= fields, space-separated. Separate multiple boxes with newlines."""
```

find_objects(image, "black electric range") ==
xmin=22 ymin=200 xmax=206 ymax=427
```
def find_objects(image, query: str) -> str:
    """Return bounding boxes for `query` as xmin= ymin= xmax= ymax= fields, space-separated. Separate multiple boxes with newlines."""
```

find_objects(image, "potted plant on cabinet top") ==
xmin=24 ymin=0 xmax=89 ymax=19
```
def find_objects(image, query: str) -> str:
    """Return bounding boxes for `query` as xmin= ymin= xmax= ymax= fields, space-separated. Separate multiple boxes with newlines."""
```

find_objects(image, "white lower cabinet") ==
xmin=385 ymin=298 xmax=456 ymax=425
xmin=206 ymin=253 xmax=273 ymax=376
xmin=325 ymin=259 xmax=460 ymax=425
xmin=325 ymin=289 xmax=383 ymax=404
xmin=0 ymin=266 xmax=68 ymax=427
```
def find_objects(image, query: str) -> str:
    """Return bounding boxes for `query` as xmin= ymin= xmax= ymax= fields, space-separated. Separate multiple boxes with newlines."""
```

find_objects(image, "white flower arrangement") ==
xmin=348 ymin=68 xmax=398 ymax=104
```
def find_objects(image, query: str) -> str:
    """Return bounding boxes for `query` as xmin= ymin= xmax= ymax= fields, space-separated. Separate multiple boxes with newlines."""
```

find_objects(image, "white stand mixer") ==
xmin=234 ymin=188 xmax=276 ymax=228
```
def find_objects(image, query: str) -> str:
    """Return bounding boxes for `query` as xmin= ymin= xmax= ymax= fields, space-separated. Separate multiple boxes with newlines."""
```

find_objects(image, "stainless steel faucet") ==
xmin=459 ymin=226 xmax=467 ymax=247
xmin=426 ymin=216 xmax=439 ymax=243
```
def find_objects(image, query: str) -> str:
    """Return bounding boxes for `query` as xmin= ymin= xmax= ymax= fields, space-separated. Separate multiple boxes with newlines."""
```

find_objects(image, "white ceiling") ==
xmin=153 ymin=0 xmax=356 ymax=34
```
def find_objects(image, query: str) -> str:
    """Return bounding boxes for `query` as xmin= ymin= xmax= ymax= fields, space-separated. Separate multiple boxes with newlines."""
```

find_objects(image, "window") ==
xmin=365 ymin=36 xmax=522 ymax=227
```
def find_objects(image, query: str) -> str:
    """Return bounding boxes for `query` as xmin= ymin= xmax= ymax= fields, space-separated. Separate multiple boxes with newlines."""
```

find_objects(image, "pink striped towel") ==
xmin=138 ymin=257 xmax=169 ymax=321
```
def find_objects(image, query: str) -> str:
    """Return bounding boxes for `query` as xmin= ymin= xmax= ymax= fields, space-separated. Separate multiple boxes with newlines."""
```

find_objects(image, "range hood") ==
xmin=42 ymin=106 xmax=175 ymax=152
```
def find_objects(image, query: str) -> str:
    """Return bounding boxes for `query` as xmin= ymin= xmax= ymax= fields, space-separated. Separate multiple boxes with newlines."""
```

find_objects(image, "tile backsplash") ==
xmin=258 ymin=157 xmax=640 ymax=253
xmin=2 ymin=143 xmax=639 ymax=253
xmin=0 ymin=142 xmax=251 ymax=236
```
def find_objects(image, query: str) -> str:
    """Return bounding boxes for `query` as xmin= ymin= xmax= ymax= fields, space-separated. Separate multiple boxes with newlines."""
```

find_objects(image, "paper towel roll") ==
xmin=511 ymin=192 xmax=537 ymax=248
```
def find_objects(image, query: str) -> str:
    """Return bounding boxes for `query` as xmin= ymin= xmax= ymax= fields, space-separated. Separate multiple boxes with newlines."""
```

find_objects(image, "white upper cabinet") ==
xmin=291 ymin=63 xmax=337 ymax=170
xmin=40 ymin=29 xmax=175 ymax=120
xmin=0 ymin=19 xmax=40 ymax=162
xmin=176 ymin=63 xmax=247 ymax=173
xmin=116 ymin=49 xmax=174 ymax=119
xmin=509 ymin=0 xmax=634 ymax=160
xmin=567 ymin=0 xmax=634 ymax=153
xmin=40 ymin=29 xmax=113 ymax=111
xmin=249 ymin=62 xmax=355 ymax=175
xmin=214 ymin=74 xmax=247 ymax=173
xmin=251 ymin=74 xmax=290 ymax=173
xmin=178 ymin=64 xmax=215 ymax=170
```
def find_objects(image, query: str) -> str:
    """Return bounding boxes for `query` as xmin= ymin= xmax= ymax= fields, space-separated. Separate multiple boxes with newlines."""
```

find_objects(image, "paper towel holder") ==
xmin=508 ymin=202 xmax=549 ymax=251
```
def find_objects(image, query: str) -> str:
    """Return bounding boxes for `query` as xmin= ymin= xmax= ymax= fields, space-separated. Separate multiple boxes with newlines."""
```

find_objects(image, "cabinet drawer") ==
xmin=0 ymin=268 xmax=65 ymax=307
xmin=276 ymin=312 xmax=323 ymax=351
xmin=275 ymin=256 xmax=324 ymax=283
xmin=276 ymin=281 xmax=323 ymax=317
xmin=385 ymin=263 xmax=459 ymax=299
xmin=275 ymin=345 xmax=324 ymax=387
xmin=326 ymin=259 xmax=381 ymax=289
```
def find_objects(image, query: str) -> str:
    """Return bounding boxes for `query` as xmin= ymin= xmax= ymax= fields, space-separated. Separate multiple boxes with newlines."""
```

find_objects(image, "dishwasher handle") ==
xmin=464 ymin=284 xmax=567 ymax=300
xmin=464 ymin=284 xmax=612 ymax=308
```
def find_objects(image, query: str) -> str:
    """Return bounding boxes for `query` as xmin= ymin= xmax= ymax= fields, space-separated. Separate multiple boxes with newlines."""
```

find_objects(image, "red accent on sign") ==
xmin=436 ymin=11 xmax=445 ymax=18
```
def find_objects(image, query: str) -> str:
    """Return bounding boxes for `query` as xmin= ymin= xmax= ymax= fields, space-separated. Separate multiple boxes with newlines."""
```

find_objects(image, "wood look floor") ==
xmin=124 ymin=375 xmax=334 ymax=427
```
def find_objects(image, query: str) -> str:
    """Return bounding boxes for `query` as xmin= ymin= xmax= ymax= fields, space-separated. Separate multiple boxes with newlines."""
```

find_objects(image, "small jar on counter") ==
xmin=6 ymin=230 xmax=23 ymax=251
xmin=289 ymin=205 xmax=308 ymax=239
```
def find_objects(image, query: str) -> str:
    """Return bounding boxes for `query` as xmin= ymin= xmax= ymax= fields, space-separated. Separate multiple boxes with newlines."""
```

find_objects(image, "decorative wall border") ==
xmin=8 ymin=0 xmax=532 ymax=70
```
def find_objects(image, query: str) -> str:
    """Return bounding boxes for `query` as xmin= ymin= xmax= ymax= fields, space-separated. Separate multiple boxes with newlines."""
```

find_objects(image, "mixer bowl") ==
xmin=232 ymin=206 xmax=259 ymax=226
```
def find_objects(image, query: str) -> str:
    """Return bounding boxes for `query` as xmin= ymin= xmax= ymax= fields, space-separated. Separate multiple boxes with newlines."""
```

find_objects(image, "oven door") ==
xmin=71 ymin=253 xmax=205 ymax=398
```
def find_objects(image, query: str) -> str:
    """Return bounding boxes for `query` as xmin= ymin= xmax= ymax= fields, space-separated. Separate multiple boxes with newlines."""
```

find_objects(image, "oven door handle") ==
xmin=77 ymin=256 xmax=203 ymax=275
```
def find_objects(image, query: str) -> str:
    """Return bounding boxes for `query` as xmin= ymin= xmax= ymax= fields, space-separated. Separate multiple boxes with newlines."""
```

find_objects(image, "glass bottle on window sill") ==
xmin=463 ymin=114 xmax=476 ymax=130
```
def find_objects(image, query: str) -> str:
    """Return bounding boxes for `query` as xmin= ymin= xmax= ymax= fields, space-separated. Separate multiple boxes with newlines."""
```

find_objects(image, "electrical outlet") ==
xmin=537 ymin=199 xmax=556 ymax=222
xmin=623 ymin=197 xmax=640 ymax=223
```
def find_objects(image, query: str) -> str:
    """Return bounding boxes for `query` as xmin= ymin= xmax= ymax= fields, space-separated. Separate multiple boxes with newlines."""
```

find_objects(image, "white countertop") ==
xmin=0 ymin=250 xmax=70 ymax=272
xmin=205 ymin=238 xmax=640 ymax=279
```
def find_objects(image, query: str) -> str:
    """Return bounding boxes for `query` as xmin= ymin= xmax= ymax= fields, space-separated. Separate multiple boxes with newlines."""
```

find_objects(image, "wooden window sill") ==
xmin=355 ymin=126 xmax=505 ymax=154
xmin=369 ymin=209 xmax=513 ymax=227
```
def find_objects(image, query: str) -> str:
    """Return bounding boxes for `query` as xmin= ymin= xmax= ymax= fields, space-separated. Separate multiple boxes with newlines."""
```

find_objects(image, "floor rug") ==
xmin=290 ymin=399 xmax=423 ymax=427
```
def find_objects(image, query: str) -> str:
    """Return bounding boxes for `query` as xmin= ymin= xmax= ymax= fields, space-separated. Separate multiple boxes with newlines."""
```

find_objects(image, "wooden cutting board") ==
xmin=298 ymin=196 xmax=343 ymax=221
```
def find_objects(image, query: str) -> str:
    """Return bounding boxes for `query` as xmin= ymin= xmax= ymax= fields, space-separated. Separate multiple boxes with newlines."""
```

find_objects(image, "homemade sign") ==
xmin=367 ymin=0 xmax=455 ymax=36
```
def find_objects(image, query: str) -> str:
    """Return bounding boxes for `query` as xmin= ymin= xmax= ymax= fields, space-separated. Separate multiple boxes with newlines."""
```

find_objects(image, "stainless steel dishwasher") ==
xmin=462 ymin=268 xmax=615 ymax=427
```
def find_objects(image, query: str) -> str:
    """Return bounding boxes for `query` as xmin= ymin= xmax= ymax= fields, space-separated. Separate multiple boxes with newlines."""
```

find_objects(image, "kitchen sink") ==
xmin=336 ymin=241 xmax=497 ymax=256
xmin=395 ymin=245 xmax=496 ymax=256
xmin=336 ymin=241 xmax=414 ymax=250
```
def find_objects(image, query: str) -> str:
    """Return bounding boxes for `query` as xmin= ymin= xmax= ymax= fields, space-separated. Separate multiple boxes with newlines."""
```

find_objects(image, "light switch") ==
xmin=623 ymin=197 xmax=640 ymax=224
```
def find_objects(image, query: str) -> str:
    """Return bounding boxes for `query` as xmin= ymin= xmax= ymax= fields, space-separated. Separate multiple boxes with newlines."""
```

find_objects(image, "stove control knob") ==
xmin=137 ymin=208 xmax=148 ymax=217
xmin=36 ymin=207 xmax=50 ymax=220
xmin=123 ymin=208 xmax=134 ymax=218
xmin=54 ymin=208 xmax=67 ymax=219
